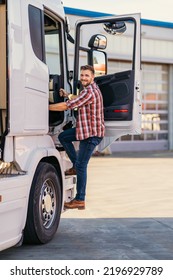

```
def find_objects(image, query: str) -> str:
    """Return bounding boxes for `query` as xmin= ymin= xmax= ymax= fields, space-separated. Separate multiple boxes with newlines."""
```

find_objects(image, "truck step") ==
xmin=64 ymin=175 xmax=76 ymax=191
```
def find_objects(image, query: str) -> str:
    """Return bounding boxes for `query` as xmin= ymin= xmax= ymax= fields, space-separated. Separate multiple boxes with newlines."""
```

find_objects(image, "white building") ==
xmin=65 ymin=7 xmax=173 ymax=152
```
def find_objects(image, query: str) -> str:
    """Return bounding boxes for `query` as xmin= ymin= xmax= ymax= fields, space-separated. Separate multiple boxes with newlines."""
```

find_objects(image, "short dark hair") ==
xmin=80 ymin=65 xmax=95 ymax=75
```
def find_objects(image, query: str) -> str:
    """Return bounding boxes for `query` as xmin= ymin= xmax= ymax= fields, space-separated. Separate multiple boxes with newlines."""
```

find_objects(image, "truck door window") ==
xmin=44 ymin=15 xmax=61 ymax=75
xmin=28 ymin=5 xmax=44 ymax=61
xmin=28 ymin=7 xmax=63 ymax=79
xmin=0 ymin=3 xmax=6 ymax=151
xmin=74 ymin=18 xmax=139 ymax=122
xmin=28 ymin=7 xmax=64 ymax=126
xmin=44 ymin=13 xmax=64 ymax=126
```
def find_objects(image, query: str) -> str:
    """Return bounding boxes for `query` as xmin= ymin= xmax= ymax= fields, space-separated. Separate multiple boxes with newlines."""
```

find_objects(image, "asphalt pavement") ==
xmin=1 ymin=150 xmax=173 ymax=260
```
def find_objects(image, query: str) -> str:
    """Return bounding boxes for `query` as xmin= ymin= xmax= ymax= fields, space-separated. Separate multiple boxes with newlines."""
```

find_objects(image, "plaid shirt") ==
xmin=66 ymin=82 xmax=105 ymax=140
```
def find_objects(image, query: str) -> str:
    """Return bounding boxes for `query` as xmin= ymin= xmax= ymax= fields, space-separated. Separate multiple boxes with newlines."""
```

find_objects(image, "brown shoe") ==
xmin=64 ymin=199 xmax=85 ymax=210
xmin=65 ymin=167 xmax=76 ymax=176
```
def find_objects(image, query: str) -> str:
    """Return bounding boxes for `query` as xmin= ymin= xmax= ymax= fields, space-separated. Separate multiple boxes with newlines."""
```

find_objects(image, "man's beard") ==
xmin=81 ymin=80 xmax=92 ymax=87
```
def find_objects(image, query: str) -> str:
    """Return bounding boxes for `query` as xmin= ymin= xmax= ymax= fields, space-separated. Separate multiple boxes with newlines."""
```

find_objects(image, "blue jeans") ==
xmin=59 ymin=127 xmax=103 ymax=201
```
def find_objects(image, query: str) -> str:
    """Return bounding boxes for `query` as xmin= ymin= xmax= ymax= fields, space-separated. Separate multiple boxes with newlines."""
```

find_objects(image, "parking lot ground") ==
xmin=1 ymin=150 xmax=173 ymax=259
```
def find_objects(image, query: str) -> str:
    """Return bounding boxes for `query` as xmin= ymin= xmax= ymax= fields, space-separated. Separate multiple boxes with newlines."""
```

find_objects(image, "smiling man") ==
xmin=49 ymin=65 xmax=105 ymax=210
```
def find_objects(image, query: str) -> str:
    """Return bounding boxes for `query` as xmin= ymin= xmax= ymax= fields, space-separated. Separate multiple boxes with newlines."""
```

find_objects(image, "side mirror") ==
xmin=89 ymin=50 xmax=107 ymax=76
xmin=88 ymin=34 xmax=107 ymax=50
xmin=103 ymin=21 xmax=126 ymax=35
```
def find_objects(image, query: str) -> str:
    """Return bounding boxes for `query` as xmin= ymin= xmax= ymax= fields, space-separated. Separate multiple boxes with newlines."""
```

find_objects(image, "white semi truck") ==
xmin=0 ymin=0 xmax=141 ymax=251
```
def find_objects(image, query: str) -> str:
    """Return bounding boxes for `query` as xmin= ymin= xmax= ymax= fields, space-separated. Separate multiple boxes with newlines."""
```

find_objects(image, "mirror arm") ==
xmin=67 ymin=33 xmax=75 ymax=44
xmin=79 ymin=46 xmax=89 ymax=52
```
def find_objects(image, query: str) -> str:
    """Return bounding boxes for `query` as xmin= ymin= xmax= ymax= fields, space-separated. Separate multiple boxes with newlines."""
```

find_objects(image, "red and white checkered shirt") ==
xmin=66 ymin=82 xmax=105 ymax=140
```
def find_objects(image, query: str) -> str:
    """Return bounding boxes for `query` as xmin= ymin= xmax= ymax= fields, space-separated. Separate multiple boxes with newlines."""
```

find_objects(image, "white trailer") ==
xmin=0 ymin=0 xmax=141 ymax=251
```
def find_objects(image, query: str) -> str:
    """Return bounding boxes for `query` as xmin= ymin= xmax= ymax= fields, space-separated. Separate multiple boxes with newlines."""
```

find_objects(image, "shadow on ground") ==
xmin=1 ymin=218 xmax=173 ymax=260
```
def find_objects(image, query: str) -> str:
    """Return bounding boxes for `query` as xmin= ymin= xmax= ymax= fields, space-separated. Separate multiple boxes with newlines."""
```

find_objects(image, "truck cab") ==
xmin=0 ymin=0 xmax=141 ymax=251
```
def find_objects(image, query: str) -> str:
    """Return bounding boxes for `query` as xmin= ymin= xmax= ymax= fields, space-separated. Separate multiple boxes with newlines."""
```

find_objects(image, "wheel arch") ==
xmin=21 ymin=151 xmax=64 ymax=244
xmin=25 ymin=153 xmax=64 ymax=223
xmin=23 ymin=160 xmax=63 ymax=244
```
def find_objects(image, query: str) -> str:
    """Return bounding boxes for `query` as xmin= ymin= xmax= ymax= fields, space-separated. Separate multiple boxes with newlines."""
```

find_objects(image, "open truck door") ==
xmin=73 ymin=14 xmax=141 ymax=150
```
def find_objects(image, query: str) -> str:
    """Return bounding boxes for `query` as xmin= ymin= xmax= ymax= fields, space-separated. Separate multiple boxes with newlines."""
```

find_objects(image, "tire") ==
xmin=24 ymin=162 xmax=62 ymax=244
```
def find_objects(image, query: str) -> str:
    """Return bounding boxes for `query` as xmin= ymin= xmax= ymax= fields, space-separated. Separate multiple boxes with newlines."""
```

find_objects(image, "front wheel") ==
xmin=24 ymin=162 xmax=62 ymax=244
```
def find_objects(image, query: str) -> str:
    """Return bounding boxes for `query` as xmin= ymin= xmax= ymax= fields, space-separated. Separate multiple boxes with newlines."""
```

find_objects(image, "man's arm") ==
xmin=59 ymin=88 xmax=77 ymax=100
xmin=49 ymin=87 xmax=92 ymax=112
xmin=49 ymin=102 xmax=68 ymax=111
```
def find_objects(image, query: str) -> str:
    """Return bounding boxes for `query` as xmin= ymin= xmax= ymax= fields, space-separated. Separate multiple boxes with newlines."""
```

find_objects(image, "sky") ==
xmin=63 ymin=0 xmax=173 ymax=23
